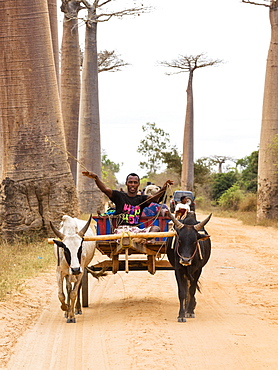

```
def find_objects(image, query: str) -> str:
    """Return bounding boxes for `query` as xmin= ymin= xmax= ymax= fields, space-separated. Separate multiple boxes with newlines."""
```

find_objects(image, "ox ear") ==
xmin=50 ymin=221 xmax=65 ymax=240
xmin=194 ymin=213 xmax=212 ymax=231
xmin=53 ymin=240 xmax=65 ymax=248
xmin=197 ymin=233 xmax=210 ymax=241
xmin=78 ymin=214 xmax=92 ymax=238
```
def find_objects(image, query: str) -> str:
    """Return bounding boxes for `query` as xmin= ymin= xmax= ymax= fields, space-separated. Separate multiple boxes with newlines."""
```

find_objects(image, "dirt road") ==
xmin=1 ymin=214 xmax=278 ymax=369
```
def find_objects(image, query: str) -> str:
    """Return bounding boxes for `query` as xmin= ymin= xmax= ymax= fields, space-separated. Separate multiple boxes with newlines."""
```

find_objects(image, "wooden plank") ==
xmin=89 ymin=259 xmax=173 ymax=271
xmin=47 ymin=230 xmax=176 ymax=244
xmin=147 ymin=255 xmax=156 ymax=275
xmin=81 ymin=268 xmax=89 ymax=307
xmin=112 ymin=255 xmax=119 ymax=274
xmin=130 ymin=242 xmax=158 ymax=256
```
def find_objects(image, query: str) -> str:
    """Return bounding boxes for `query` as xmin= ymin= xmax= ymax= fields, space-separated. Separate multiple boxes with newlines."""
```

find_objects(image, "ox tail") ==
xmin=189 ymin=274 xmax=202 ymax=293
xmin=86 ymin=266 xmax=108 ymax=280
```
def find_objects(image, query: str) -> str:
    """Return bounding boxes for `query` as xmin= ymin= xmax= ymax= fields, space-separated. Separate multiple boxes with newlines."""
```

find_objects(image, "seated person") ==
xmin=142 ymin=202 xmax=168 ymax=217
xmin=82 ymin=170 xmax=173 ymax=235
xmin=175 ymin=196 xmax=190 ymax=219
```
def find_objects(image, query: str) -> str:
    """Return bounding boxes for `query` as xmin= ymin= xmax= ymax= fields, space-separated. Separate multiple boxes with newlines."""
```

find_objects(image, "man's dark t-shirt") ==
xmin=110 ymin=190 xmax=149 ymax=226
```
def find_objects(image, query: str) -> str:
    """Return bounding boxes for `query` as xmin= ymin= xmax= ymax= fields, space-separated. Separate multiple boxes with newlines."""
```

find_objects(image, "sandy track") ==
xmin=2 ymin=214 xmax=278 ymax=369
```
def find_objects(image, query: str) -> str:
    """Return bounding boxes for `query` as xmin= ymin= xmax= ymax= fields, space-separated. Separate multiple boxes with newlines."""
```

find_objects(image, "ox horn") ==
xmin=167 ymin=209 xmax=184 ymax=229
xmin=78 ymin=214 xmax=92 ymax=238
xmin=194 ymin=213 xmax=212 ymax=231
xmin=50 ymin=221 xmax=65 ymax=240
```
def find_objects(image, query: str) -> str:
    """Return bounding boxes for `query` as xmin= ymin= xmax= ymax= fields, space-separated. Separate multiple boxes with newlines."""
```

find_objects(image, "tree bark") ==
xmin=0 ymin=0 xmax=78 ymax=239
xmin=257 ymin=6 xmax=278 ymax=221
xmin=181 ymin=70 xmax=194 ymax=191
xmin=48 ymin=0 xmax=60 ymax=89
xmin=76 ymin=13 xmax=102 ymax=214
xmin=60 ymin=1 xmax=81 ymax=183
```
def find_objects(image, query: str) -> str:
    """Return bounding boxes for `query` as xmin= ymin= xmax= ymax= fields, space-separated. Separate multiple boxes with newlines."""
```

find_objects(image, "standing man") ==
xmin=82 ymin=171 xmax=173 ymax=227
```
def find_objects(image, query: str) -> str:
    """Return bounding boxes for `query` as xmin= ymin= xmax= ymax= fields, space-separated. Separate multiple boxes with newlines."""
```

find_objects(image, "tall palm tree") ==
xmin=0 ymin=0 xmax=78 ymax=238
xmin=160 ymin=54 xmax=222 ymax=191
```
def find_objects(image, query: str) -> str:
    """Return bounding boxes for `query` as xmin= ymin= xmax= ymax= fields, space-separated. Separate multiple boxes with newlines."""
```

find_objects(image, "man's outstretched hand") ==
xmin=82 ymin=171 xmax=97 ymax=180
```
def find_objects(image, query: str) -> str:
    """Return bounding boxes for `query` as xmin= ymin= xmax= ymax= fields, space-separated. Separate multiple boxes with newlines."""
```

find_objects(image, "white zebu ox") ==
xmin=50 ymin=214 xmax=96 ymax=323
xmin=144 ymin=184 xmax=160 ymax=196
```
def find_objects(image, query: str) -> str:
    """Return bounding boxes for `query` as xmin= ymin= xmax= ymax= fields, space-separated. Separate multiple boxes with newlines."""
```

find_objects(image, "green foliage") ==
xmin=194 ymin=158 xmax=212 ymax=185
xmin=218 ymin=184 xmax=244 ymax=211
xmin=161 ymin=145 xmax=182 ymax=175
xmin=137 ymin=122 xmax=170 ymax=174
xmin=102 ymin=151 xmax=121 ymax=189
xmin=236 ymin=150 xmax=258 ymax=192
xmin=211 ymin=171 xmax=238 ymax=200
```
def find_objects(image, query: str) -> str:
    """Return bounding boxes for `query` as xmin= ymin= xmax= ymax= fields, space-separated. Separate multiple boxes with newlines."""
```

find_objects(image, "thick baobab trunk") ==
xmin=181 ymin=71 xmax=194 ymax=191
xmin=60 ymin=1 xmax=81 ymax=183
xmin=77 ymin=18 xmax=102 ymax=214
xmin=257 ymin=7 xmax=278 ymax=221
xmin=48 ymin=0 xmax=60 ymax=88
xmin=0 ymin=0 xmax=78 ymax=239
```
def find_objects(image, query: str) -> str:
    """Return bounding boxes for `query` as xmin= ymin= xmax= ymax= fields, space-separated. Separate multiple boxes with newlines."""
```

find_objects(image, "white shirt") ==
xmin=175 ymin=202 xmax=190 ymax=212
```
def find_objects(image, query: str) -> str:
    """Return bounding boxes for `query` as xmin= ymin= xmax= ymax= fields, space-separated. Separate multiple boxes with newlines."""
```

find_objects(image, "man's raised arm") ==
xmin=82 ymin=171 xmax=113 ymax=198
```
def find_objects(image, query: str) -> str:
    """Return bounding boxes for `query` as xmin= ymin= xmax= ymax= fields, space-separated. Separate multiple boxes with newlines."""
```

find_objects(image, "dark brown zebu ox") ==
xmin=166 ymin=212 xmax=211 ymax=322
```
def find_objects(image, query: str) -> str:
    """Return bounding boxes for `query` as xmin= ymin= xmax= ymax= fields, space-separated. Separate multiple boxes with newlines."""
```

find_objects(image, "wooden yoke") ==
xmin=47 ymin=230 xmax=176 ymax=275
xmin=48 ymin=230 xmax=176 ymax=243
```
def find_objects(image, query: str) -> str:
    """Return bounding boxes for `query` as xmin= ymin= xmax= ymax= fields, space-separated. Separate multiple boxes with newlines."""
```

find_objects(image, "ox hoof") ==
xmin=186 ymin=313 xmax=195 ymax=318
xmin=66 ymin=318 xmax=76 ymax=323
xmin=177 ymin=317 xmax=186 ymax=323
xmin=75 ymin=309 xmax=82 ymax=315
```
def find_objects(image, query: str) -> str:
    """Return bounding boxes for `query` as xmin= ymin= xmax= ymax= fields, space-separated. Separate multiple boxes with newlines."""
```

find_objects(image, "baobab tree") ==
xmin=60 ymin=0 xmax=83 ymax=184
xmin=160 ymin=53 xmax=222 ymax=191
xmin=209 ymin=155 xmax=236 ymax=173
xmin=242 ymin=0 xmax=278 ymax=221
xmin=0 ymin=0 xmax=78 ymax=238
xmin=48 ymin=0 xmax=60 ymax=87
xmin=60 ymin=2 xmax=130 ymax=185
xmin=98 ymin=50 xmax=129 ymax=73
xmin=76 ymin=0 xmax=148 ymax=214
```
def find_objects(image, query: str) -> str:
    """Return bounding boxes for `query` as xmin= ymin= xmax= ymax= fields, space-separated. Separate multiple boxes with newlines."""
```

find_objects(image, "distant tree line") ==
xmin=136 ymin=123 xmax=258 ymax=211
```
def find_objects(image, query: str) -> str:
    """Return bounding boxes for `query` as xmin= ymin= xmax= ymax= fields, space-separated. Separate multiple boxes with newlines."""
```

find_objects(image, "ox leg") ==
xmin=57 ymin=271 xmax=68 ymax=313
xmin=75 ymin=283 xmax=82 ymax=315
xmin=186 ymin=270 xmax=202 ymax=318
xmin=67 ymin=276 xmax=82 ymax=323
xmin=64 ymin=276 xmax=72 ymax=318
xmin=175 ymin=270 xmax=188 ymax=322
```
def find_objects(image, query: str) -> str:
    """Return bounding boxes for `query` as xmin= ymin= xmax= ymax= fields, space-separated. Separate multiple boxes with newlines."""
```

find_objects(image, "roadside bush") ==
xmin=211 ymin=171 xmax=238 ymax=200
xmin=218 ymin=184 xmax=244 ymax=211
xmin=239 ymin=192 xmax=257 ymax=212
xmin=195 ymin=196 xmax=206 ymax=209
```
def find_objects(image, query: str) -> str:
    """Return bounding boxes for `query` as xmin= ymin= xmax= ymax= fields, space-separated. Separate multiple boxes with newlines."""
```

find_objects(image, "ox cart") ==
xmin=80 ymin=216 xmax=175 ymax=307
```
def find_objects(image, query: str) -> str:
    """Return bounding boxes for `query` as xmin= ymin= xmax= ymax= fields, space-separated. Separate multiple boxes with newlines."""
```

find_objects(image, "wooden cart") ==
xmin=81 ymin=216 xmax=175 ymax=306
xmin=48 ymin=216 xmax=175 ymax=307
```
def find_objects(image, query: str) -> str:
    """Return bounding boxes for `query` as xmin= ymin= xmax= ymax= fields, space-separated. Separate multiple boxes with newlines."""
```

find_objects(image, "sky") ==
xmin=58 ymin=0 xmax=270 ymax=183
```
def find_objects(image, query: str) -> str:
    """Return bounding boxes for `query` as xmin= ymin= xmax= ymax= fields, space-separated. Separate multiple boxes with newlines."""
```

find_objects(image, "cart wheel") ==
xmin=82 ymin=268 xmax=89 ymax=307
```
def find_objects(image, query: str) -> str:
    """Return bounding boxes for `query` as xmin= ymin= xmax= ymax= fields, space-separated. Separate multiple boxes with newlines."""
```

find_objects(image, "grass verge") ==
xmin=0 ymin=236 xmax=55 ymax=301
xmin=198 ymin=206 xmax=278 ymax=228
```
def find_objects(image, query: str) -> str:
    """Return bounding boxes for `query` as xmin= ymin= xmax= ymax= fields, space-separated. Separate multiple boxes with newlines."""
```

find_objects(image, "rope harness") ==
xmin=175 ymin=234 xmax=203 ymax=266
